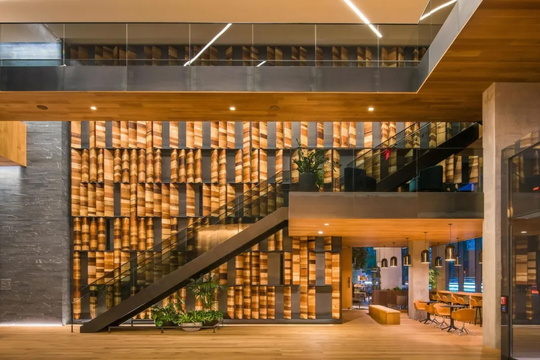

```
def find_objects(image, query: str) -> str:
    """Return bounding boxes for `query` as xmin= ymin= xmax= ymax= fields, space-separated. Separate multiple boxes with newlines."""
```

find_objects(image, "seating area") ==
xmin=415 ymin=290 xmax=483 ymax=336
xmin=369 ymin=305 xmax=401 ymax=325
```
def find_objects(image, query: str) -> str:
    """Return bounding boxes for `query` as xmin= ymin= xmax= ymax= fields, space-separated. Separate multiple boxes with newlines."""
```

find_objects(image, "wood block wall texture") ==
xmin=71 ymin=119 xmax=473 ymax=320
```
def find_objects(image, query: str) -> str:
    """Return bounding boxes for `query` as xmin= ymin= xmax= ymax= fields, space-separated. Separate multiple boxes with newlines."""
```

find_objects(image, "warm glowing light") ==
xmin=184 ymin=23 xmax=233 ymax=66
xmin=318 ymin=230 xmax=323 ymax=234
xmin=419 ymin=0 xmax=457 ymax=21
xmin=90 ymin=106 xmax=97 ymax=111
xmin=324 ymin=223 xmax=330 ymax=226
xmin=521 ymin=231 xmax=528 ymax=234
xmin=0 ymin=323 xmax=62 ymax=327
xmin=342 ymin=0 xmax=382 ymax=38
xmin=368 ymin=106 xmax=375 ymax=112
xmin=229 ymin=106 xmax=236 ymax=111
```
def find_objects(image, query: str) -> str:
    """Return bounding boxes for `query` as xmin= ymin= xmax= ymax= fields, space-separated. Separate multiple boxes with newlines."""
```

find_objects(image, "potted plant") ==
xmin=293 ymin=141 xmax=327 ymax=191
xmin=187 ymin=274 xmax=225 ymax=320
xmin=150 ymin=301 xmax=183 ymax=327
xmin=179 ymin=310 xmax=206 ymax=332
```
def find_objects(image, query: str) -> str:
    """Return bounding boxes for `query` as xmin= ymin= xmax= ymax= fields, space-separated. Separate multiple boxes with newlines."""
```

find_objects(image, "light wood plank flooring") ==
xmin=0 ymin=310 xmax=500 ymax=360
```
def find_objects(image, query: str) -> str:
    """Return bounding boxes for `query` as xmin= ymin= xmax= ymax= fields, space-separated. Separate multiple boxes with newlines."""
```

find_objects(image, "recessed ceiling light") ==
xmin=36 ymin=105 xmax=48 ymax=110
xmin=229 ymin=106 xmax=236 ymax=111
xmin=318 ymin=230 xmax=323 ymax=234
xmin=324 ymin=223 xmax=330 ymax=226
xmin=521 ymin=230 xmax=528 ymax=234
xmin=368 ymin=106 xmax=375 ymax=112
xmin=90 ymin=106 xmax=97 ymax=111
xmin=269 ymin=105 xmax=280 ymax=111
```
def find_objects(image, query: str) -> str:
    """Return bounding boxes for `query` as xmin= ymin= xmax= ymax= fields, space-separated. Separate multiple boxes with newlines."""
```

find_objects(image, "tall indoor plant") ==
xmin=187 ymin=274 xmax=225 ymax=327
xmin=293 ymin=140 xmax=327 ymax=191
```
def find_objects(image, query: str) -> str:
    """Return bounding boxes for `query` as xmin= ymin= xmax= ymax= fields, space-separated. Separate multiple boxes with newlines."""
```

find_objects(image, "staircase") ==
xmin=340 ymin=122 xmax=481 ymax=191
xmin=78 ymin=174 xmax=288 ymax=333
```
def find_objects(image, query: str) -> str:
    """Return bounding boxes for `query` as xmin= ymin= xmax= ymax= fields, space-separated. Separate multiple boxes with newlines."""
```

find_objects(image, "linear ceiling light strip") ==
xmin=342 ymin=0 xmax=382 ymax=38
xmin=419 ymin=0 xmax=457 ymax=21
xmin=184 ymin=23 xmax=233 ymax=66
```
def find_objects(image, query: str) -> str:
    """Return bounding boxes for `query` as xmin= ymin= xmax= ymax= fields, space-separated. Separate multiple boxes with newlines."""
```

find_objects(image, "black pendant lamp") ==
xmin=445 ymin=223 xmax=456 ymax=262
xmin=478 ymin=250 xmax=483 ymax=265
xmin=403 ymin=253 xmax=412 ymax=266
xmin=454 ymin=255 xmax=462 ymax=266
xmin=420 ymin=232 xmax=430 ymax=264
xmin=434 ymin=256 xmax=443 ymax=268
xmin=390 ymin=242 xmax=398 ymax=267
xmin=381 ymin=247 xmax=388 ymax=269
xmin=402 ymin=238 xmax=411 ymax=267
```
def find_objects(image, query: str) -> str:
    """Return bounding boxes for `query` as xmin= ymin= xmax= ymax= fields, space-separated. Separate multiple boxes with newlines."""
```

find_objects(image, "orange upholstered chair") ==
xmin=433 ymin=303 xmax=451 ymax=329
xmin=451 ymin=308 xmax=476 ymax=335
xmin=413 ymin=301 xmax=427 ymax=322
xmin=425 ymin=304 xmax=439 ymax=326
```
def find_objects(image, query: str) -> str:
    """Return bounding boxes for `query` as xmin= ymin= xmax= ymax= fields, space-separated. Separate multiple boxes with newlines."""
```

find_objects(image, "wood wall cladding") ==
xmin=71 ymin=119 xmax=474 ymax=321
xmin=66 ymin=44 xmax=426 ymax=68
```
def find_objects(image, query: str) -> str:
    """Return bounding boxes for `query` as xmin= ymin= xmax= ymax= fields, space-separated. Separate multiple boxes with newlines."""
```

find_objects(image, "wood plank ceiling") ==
xmin=1 ymin=0 xmax=540 ymax=123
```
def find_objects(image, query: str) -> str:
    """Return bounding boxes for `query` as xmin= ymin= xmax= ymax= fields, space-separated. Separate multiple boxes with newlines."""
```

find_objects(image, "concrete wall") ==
xmin=482 ymin=83 xmax=540 ymax=349
xmin=0 ymin=122 xmax=70 ymax=324
xmin=378 ymin=248 xmax=403 ymax=290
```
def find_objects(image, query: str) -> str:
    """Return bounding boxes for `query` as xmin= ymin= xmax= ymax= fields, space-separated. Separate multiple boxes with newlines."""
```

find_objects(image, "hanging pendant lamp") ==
xmin=420 ymin=232 xmax=430 ymax=264
xmin=381 ymin=247 xmax=388 ymax=269
xmin=445 ymin=223 xmax=456 ymax=262
xmin=453 ymin=238 xmax=462 ymax=266
xmin=478 ymin=250 xmax=483 ymax=265
xmin=403 ymin=253 xmax=412 ymax=266
xmin=434 ymin=256 xmax=443 ymax=268
xmin=390 ymin=242 xmax=398 ymax=267
xmin=403 ymin=239 xmax=412 ymax=267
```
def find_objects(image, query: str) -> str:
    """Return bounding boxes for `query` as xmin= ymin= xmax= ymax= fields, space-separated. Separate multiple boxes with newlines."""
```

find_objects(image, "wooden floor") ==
xmin=0 ymin=311 xmax=500 ymax=360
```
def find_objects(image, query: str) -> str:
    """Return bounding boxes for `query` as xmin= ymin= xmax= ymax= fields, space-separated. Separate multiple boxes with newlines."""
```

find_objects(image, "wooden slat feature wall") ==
xmin=73 ymin=119 xmax=450 ymax=321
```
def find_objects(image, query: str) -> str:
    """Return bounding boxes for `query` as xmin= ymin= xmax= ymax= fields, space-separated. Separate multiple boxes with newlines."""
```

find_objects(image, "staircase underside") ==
xmin=80 ymin=207 xmax=289 ymax=333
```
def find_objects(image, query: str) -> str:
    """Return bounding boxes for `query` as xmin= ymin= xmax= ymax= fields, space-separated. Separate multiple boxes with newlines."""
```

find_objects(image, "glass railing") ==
xmin=0 ymin=19 xmax=452 ymax=67
xmin=72 ymin=171 xmax=288 ymax=321
xmin=335 ymin=121 xmax=481 ymax=192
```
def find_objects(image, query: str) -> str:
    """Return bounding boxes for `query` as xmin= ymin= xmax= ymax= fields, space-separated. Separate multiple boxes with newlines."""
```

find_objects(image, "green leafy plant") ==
xmin=352 ymin=247 xmax=368 ymax=270
xmin=188 ymin=274 xmax=225 ymax=310
xmin=150 ymin=301 xmax=185 ymax=327
xmin=178 ymin=310 xmax=206 ymax=324
xmin=293 ymin=140 xmax=330 ymax=189
xmin=429 ymin=268 xmax=440 ymax=290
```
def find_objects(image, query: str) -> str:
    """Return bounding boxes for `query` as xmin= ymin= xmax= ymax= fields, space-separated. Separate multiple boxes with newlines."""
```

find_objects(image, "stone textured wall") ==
xmin=0 ymin=122 xmax=70 ymax=324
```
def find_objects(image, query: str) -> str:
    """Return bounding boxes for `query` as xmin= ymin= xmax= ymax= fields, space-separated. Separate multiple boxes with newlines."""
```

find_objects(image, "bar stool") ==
xmin=470 ymin=297 xmax=482 ymax=326
xmin=454 ymin=295 xmax=469 ymax=307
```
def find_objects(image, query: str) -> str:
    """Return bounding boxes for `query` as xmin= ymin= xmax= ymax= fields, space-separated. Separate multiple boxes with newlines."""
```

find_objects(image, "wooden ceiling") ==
xmin=1 ymin=1 xmax=540 ymax=123
xmin=288 ymin=218 xmax=483 ymax=247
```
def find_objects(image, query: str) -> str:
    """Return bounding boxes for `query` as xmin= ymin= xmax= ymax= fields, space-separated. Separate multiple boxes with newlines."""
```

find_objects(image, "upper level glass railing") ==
xmin=0 ymin=15 xmax=455 ymax=67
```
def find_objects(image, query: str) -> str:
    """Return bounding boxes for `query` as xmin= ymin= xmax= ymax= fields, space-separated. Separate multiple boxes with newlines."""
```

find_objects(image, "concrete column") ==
xmin=341 ymin=247 xmax=353 ymax=309
xmin=407 ymin=240 xmax=429 ymax=319
xmin=379 ymin=248 xmax=402 ymax=289
xmin=482 ymin=83 xmax=540 ymax=349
